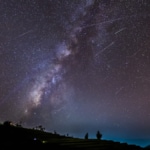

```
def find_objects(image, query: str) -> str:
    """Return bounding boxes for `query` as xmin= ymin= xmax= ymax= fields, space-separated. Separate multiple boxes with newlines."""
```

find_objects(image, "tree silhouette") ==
xmin=16 ymin=121 xmax=22 ymax=128
xmin=96 ymin=130 xmax=102 ymax=140
xmin=3 ymin=121 xmax=12 ymax=127
xmin=35 ymin=125 xmax=45 ymax=131
xmin=84 ymin=132 xmax=89 ymax=140
xmin=39 ymin=125 xmax=45 ymax=131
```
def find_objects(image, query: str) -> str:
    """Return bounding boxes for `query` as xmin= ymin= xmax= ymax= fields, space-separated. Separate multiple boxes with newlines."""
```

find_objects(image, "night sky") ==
xmin=0 ymin=0 xmax=150 ymax=147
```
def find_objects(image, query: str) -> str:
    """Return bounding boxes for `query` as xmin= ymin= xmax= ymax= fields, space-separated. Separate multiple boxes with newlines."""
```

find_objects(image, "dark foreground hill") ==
xmin=0 ymin=124 xmax=148 ymax=149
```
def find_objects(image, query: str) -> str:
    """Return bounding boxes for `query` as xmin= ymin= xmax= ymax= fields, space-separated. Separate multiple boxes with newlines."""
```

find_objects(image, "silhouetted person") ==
xmin=54 ymin=130 xmax=57 ymax=134
xmin=96 ymin=130 xmax=102 ymax=140
xmin=84 ymin=132 xmax=89 ymax=140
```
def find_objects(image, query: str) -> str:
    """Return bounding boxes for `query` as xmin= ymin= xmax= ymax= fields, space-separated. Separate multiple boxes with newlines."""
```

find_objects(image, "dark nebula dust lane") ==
xmin=0 ymin=0 xmax=150 ymax=147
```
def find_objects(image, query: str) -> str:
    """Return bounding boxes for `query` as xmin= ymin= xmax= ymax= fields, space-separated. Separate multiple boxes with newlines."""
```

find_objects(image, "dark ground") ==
xmin=0 ymin=124 xmax=149 ymax=150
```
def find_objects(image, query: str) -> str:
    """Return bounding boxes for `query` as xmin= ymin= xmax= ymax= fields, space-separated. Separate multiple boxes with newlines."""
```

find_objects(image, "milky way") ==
xmin=0 ymin=0 xmax=150 ymax=147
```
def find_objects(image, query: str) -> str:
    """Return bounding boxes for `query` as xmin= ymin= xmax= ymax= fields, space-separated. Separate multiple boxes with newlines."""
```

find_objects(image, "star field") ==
xmin=0 ymin=0 xmax=150 ymax=147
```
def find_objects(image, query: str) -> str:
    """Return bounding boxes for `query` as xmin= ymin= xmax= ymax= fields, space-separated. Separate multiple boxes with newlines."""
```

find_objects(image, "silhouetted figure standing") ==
xmin=84 ymin=132 xmax=89 ymax=140
xmin=96 ymin=130 xmax=102 ymax=140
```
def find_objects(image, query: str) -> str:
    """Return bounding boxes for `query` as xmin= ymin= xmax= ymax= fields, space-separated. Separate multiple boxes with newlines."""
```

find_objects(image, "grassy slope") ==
xmin=0 ymin=124 xmax=146 ymax=149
